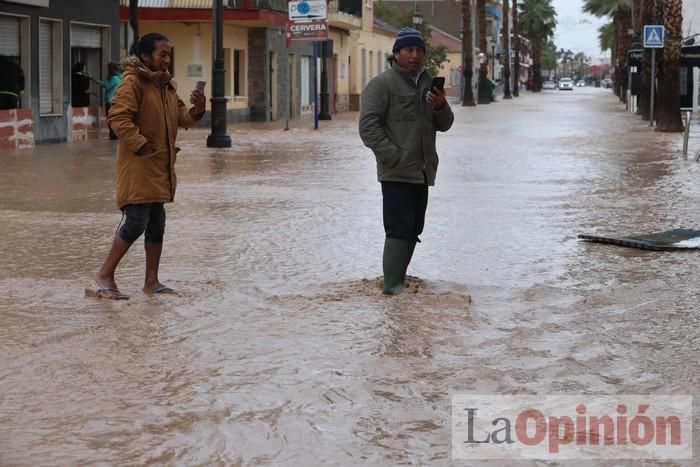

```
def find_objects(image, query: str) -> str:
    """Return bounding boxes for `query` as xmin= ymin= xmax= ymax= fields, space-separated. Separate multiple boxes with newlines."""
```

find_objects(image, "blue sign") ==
xmin=644 ymin=25 xmax=665 ymax=48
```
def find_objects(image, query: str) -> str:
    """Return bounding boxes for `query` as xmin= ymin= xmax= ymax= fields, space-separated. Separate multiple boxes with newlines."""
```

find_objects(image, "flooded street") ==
xmin=1 ymin=88 xmax=699 ymax=465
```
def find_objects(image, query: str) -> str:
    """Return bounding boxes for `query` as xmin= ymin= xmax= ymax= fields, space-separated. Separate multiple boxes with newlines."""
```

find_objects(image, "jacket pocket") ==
xmin=391 ymin=93 xmax=417 ymax=121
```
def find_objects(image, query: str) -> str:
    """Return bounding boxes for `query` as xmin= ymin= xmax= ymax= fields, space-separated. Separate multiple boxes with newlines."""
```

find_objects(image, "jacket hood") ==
xmin=120 ymin=55 xmax=175 ymax=89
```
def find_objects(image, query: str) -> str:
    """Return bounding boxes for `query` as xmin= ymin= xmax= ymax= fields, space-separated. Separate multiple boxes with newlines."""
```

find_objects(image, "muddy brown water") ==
xmin=1 ymin=88 xmax=699 ymax=465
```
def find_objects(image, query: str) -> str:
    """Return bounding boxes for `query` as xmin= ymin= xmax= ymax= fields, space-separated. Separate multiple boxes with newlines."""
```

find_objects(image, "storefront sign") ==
xmin=286 ymin=19 xmax=328 ymax=42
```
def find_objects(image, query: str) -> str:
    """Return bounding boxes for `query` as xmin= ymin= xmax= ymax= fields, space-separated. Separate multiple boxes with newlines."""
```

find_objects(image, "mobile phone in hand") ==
xmin=195 ymin=80 xmax=206 ymax=91
xmin=431 ymin=77 xmax=445 ymax=92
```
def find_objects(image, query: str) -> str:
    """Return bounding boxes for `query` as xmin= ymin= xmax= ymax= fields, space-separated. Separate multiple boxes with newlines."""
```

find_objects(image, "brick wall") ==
xmin=70 ymin=107 xmax=105 ymax=142
xmin=0 ymin=109 xmax=35 ymax=151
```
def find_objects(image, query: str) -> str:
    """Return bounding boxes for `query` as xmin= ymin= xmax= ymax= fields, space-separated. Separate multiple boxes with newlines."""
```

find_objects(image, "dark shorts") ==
xmin=381 ymin=181 xmax=429 ymax=242
xmin=117 ymin=203 xmax=166 ymax=245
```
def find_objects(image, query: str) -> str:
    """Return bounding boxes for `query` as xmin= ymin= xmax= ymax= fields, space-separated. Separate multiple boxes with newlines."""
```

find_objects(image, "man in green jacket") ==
xmin=359 ymin=27 xmax=454 ymax=295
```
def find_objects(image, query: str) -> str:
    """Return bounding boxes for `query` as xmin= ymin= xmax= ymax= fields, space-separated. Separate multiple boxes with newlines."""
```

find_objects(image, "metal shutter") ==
xmin=0 ymin=15 xmax=20 ymax=57
xmin=71 ymin=24 xmax=101 ymax=48
xmin=39 ymin=21 xmax=53 ymax=114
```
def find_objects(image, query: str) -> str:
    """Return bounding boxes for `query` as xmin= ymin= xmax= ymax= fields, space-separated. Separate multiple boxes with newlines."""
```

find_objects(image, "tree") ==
xmin=462 ymin=0 xmax=476 ymax=106
xmin=503 ymin=0 xmax=513 ymax=99
xmin=374 ymin=1 xmax=449 ymax=77
xmin=583 ymin=0 xmax=632 ymax=102
xmin=639 ymin=0 xmax=657 ymax=120
xmin=512 ymin=0 xmax=520 ymax=97
xmin=598 ymin=22 xmax=615 ymax=55
xmin=477 ymin=0 xmax=490 ymax=104
xmin=519 ymin=0 xmax=557 ymax=91
xmin=656 ymin=0 xmax=684 ymax=132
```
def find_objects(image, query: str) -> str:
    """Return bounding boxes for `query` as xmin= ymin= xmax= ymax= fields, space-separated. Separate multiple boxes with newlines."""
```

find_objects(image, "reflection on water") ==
xmin=1 ymin=89 xmax=699 ymax=465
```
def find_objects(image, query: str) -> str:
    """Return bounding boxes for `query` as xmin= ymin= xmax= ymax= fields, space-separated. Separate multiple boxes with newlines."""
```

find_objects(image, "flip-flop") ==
xmin=85 ymin=286 xmax=130 ymax=300
xmin=150 ymin=285 xmax=176 ymax=295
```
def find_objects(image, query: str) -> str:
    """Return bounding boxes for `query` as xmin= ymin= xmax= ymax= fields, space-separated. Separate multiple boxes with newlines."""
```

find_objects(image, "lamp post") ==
xmin=207 ymin=0 xmax=231 ymax=148
xmin=491 ymin=44 xmax=495 ymax=81
xmin=412 ymin=3 xmax=423 ymax=27
xmin=318 ymin=41 xmax=331 ymax=120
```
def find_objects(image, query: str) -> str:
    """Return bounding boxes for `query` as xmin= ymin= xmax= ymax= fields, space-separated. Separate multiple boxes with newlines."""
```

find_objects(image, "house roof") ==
xmin=428 ymin=25 xmax=461 ymax=53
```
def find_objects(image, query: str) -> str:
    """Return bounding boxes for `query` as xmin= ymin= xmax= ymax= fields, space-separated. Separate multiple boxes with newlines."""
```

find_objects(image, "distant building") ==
xmin=0 ymin=0 xmax=120 ymax=147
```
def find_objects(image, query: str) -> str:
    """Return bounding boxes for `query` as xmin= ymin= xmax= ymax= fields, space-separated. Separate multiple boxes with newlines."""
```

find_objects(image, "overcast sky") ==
xmin=550 ymin=0 xmax=610 ymax=59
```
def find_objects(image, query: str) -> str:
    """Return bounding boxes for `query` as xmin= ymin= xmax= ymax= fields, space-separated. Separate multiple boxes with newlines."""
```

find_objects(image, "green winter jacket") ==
xmin=359 ymin=61 xmax=454 ymax=186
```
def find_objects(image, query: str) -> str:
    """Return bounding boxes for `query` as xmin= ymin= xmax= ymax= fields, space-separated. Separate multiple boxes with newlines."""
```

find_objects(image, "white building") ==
xmin=683 ymin=1 xmax=700 ymax=109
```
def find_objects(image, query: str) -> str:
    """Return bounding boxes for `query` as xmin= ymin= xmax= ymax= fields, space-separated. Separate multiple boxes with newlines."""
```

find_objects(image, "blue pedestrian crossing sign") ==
xmin=644 ymin=25 xmax=665 ymax=48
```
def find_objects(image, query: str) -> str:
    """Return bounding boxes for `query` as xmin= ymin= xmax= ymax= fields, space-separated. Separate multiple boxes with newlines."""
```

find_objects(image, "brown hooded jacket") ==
xmin=108 ymin=56 xmax=203 ymax=209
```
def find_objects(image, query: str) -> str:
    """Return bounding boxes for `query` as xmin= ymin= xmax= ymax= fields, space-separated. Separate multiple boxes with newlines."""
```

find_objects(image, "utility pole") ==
xmin=207 ymin=0 xmax=231 ymax=148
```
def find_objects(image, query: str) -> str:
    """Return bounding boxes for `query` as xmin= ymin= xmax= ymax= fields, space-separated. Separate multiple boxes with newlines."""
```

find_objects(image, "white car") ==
xmin=543 ymin=80 xmax=557 ymax=90
xmin=558 ymin=78 xmax=574 ymax=90
xmin=576 ymin=80 xmax=586 ymax=87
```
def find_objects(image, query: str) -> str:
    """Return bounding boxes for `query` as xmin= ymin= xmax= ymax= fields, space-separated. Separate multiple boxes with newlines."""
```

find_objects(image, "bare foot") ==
xmin=95 ymin=272 xmax=117 ymax=290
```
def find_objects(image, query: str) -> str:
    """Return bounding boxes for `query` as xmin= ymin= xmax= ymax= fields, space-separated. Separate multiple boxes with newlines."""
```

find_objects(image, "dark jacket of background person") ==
xmin=0 ymin=55 xmax=25 ymax=109
xmin=108 ymin=56 xmax=202 ymax=209
xmin=359 ymin=61 xmax=454 ymax=186
xmin=71 ymin=64 xmax=91 ymax=107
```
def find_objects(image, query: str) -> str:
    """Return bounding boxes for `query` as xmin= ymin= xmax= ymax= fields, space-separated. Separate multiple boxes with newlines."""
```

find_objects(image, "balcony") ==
xmin=327 ymin=0 xmax=362 ymax=30
xmin=119 ymin=0 xmax=286 ymax=14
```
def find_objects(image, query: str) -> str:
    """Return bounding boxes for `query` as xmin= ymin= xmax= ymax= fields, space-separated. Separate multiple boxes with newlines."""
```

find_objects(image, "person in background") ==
xmin=94 ymin=62 xmax=122 ymax=139
xmin=71 ymin=62 xmax=92 ymax=108
xmin=89 ymin=33 xmax=206 ymax=300
xmin=0 ymin=55 xmax=25 ymax=110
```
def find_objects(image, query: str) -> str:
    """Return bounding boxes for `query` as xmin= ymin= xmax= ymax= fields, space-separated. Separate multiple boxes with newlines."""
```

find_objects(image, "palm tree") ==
xmin=476 ymin=0 xmax=490 ymax=104
xmin=503 ymin=0 xmax=513 ymax=99
xmin=462 ymin=0 xmax=476 ymax=106
xmin=638 ymin=0 xmax=656 ymax=120
xmin=519 ymin=0 xmax=557 ymax=92
xmin=512 ymin=0 xmax=520 ymax=97
xmin=656 ymin=0 xmax=684 ymax=132
xmin=583 ymin=0 xmax=632 ymax=102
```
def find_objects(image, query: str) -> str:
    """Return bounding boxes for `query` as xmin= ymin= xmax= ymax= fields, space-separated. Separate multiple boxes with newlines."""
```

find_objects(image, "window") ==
xmin=39 ymin=19 xmax=62 ymax=115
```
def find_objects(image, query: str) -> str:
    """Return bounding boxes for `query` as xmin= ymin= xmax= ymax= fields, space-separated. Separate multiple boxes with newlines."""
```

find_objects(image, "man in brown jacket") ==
xmin=90 ymin=33 xmax=205 ymax=300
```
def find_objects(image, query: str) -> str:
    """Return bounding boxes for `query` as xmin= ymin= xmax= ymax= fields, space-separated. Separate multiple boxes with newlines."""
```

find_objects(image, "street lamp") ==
xmin=412 ymin=4 xmax=423 ymax=27
xmin=491 ymin=44 xmax=495 ymax=81
xmin=207 ymin=0 xmax=231 ymax=148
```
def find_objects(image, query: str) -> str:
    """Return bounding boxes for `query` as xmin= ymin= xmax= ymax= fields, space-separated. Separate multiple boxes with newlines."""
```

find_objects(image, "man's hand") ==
xmin=190 ymin=88 xmax=206 ymax=115
xmin=426 ymin=88 xmax=447 ymax=111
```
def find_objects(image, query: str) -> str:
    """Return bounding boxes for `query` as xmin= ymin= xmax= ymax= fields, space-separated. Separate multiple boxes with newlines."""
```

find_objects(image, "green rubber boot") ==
xmin=382 ymin=238 xmax=411 ymax=295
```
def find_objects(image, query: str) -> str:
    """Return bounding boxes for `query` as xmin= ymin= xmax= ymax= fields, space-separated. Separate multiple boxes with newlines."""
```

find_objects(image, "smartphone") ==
xmin=195 ymin=80 xmax=206 ymax=91
xmin=431 ymin=77 xmax=445 ymax=92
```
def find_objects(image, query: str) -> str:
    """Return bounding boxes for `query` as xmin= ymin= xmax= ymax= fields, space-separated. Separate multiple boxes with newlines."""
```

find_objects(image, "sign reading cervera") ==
xmin=286 ymin=19 xmax=328 ymax=42
xmin=452 ymin=395 xmax=692 ymax=460
xmin=288 ymin=0 xmax=327 ymax=21
xmin=4 ymin=0 xmax=50 ymax=6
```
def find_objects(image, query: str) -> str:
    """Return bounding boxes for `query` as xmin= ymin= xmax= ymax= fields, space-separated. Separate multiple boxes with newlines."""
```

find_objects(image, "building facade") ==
xmin=0 ymin=0 xmax=120 ymax=147
xmin=683 ymin=1 xmax=700 ymax=109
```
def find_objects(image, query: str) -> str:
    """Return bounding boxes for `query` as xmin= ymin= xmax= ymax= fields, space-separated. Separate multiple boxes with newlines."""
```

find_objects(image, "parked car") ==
xmin=558 ymin=78 xmax=574 ymax=90
xmin=602 ymin=78 xmax=613 ymax=89
xmin=543 ymin=80 xmax=557 ymax=90
xmin=576 ymin=80 xmax=586 ymax=87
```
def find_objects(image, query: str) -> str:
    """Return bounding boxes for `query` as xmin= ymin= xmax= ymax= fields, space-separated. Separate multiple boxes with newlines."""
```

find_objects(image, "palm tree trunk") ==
xmin=639 ymin=0 xmax=655 ymax=120
xmin=512 ymin=0 xmax=520 ymax=97
xmin=656 ymin=0 xmax=684 ymax=132
xmin=502 ymin=0 xmax=512 ymax=99
xmin=615 ymin=8 xmax=631 ymax=104
xmin=652 ymin=0 xmax=665 ymax=124
xmin=532 ymin=36 xmax=542 ymax=92
xmin=477 ymin=0 xmax=490 ymax=104
xmin=129 ymin=0 xmax=139 ymax=44
xmin=462 ymin=0 xmax=476 ymax=106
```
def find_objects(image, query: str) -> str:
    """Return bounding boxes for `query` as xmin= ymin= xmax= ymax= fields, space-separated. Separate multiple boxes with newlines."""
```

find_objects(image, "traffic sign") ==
xmin=286 ymin=19 xmax=328 ymax=42
xmin=644 ymin=25 xmax=665 ymax=48
xmin=288 ymin=0 xmax=327 ymax=21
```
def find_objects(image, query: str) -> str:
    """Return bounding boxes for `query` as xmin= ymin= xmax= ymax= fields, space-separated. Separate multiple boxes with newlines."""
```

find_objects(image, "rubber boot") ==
xmin=383 ymin=238 xmax=411 ymax=295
